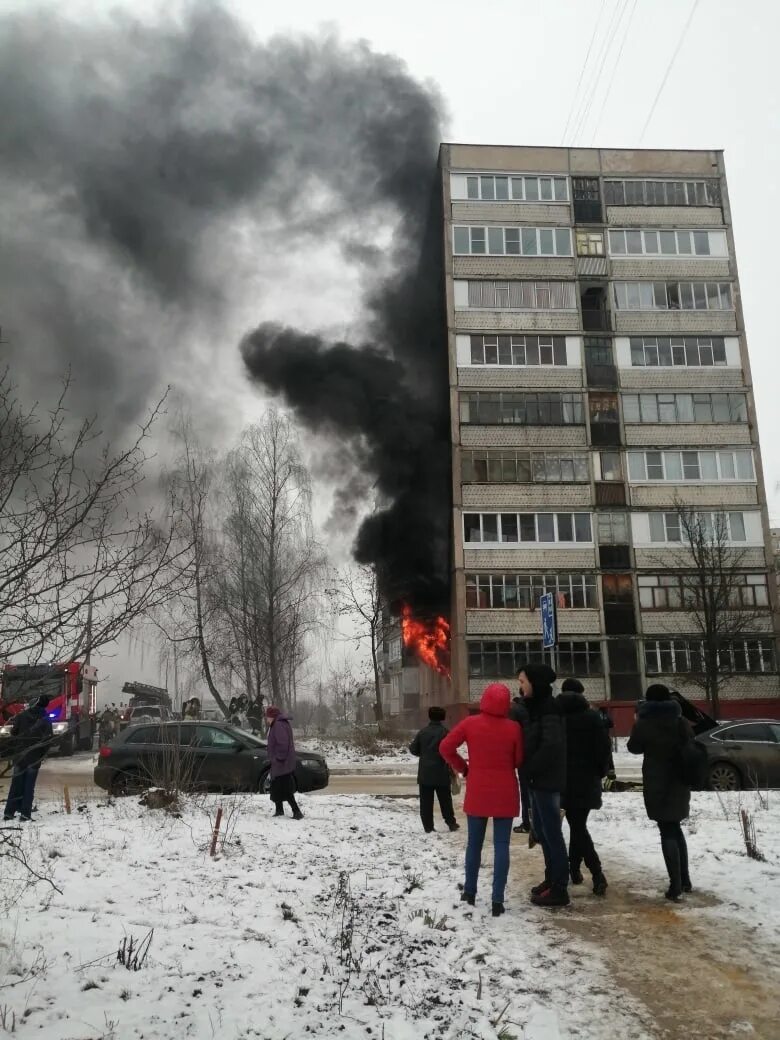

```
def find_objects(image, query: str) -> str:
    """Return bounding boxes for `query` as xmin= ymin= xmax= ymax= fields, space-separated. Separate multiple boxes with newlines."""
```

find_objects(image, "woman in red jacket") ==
xmin=440 ymin=683 xmax=523 ymax=916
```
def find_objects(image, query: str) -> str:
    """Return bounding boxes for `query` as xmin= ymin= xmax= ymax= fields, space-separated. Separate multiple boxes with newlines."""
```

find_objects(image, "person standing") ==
xmin=440 ymin=683 xmax=522 ymax=917
xmin=557 ymin=679 xmax=611 ymax=896
xmin=409 ymin=707 xmax=459 ymax=834
xmin=3 ymin=695 xmax=53 ymax=822
xmin=265 ymin=705 xmax=303 ymax=820
xmin=519 ymin=663 xmax=570 ymax=908
xmin=509 ymin=678 xmax=532 ymax=835
xmin=628 ymin=684 xmax=694 ymax=901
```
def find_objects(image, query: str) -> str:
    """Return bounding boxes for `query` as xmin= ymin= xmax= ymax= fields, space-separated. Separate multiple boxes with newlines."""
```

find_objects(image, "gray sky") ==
xmin=3 ymin=0 xmax=778 ymax=698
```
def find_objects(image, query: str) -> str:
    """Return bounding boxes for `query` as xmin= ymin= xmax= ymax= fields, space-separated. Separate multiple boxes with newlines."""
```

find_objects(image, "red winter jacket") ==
xmin=439 ymin=684 xmax=523 ymax=819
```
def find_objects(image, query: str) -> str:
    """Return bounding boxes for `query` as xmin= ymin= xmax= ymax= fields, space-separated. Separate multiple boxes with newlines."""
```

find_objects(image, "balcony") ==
xmin=590 ymin=422 xmax=622 ymax=447
xmin=599 ymin=544 xmax=631 ymax=569
xmin=595 ymin=482 xmax=626 ymax=506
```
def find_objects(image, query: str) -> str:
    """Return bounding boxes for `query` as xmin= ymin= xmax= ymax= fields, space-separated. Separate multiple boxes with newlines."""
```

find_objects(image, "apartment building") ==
xmin=440 ymin=144 xmax=780 ymax=715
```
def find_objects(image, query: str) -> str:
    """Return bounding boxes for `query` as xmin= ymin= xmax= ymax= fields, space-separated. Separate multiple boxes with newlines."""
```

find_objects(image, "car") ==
xmin=119 ymin=703 xmax=171 ymax=730
xmin=696 ymin=719 xmax=780 ymax=791
xmin=94 ymin=720 xmax=329 ymax=797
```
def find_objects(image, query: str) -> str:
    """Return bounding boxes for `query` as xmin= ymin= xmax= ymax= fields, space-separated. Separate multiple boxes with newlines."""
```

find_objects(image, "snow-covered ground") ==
xmin=297 ymin=736 xmax=413 ymax=769
xmin=2 ymin=786 xmax=778 ymax=1039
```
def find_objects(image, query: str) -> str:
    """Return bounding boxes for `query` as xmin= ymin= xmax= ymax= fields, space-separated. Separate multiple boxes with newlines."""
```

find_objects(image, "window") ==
xmin=464 ymin=281 xmax=577 ymax=310
xmin=711 ymin=723 xmax=775 ymax=743
xmin=629 ymin=336 xmax=729 ymax=368
xmin=576 ymin=231 xmax=605 ymax=256
xmin=614 ymin=281 xmax=732 ymax=311
xmin=626 ymin=449 xmax=755 ymax=482
xmin=195 ymin=726 xmax=241 ymax=749
xmin=463 ymin=513 xmax=592 ymax=544
xmin=638 ymin=573 xmax=769 ymax=610
xmin=125 ymin=726 xmax=160 ymax=745
xmin=462 ymin=174 xmax=569 ymax=202
xmin=468 ymin=640 xmax=603 ymax=678
xmin=647 ymin=511 xmax=748 ymax=544
xmin=608 ymin=229 xmax=727 ymax=257
xmin=460 ymin=392 xmax=584 ymax=425
xmin=599 ymin=452 xmax=623 ymax=480
xmin=453 ymin=226 xmax=572 ymax=257
xmin=589 ymin=393 xmax=619 ymax=423
xmin=572 ymin=178 xmax=602 ymax=222
xmin=602 ymin=573 xmax=633 ymax=604
xmin=468 ymin=335 xmax=567 ymax=366
xmin=644 ymin=639 xmax=775 ymax=675
xmin=461 ymin=450 xmax=589 ymax=483
xmin=597 ymin=512 xmax=629 ymax=544
xmin=465 ymin=573 xmax=598 ymax=609
xmin=604 ymin=179 xmax=721 ymax=207
xmin=621 ymin=393 xmax=747 ymax=424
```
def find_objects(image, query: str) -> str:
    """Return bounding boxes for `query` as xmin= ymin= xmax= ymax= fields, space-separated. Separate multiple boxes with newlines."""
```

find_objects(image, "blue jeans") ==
xmin=531 ymin=790 xmax=569 ymax=890
xmin=4 ymin=763 xmax=41 ymax=819
xmin=464 ymin=816 xmax=513 ymax=903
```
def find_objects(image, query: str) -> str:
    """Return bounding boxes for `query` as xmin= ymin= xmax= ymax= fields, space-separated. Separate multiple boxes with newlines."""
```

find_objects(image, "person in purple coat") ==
xmin=265 ymin=706 xmax=303 ymax=819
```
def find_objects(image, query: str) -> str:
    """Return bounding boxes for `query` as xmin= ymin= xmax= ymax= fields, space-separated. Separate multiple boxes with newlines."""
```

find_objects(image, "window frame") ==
xmin=628 ymin=336 xmax=729 ymax=368
xmin=453 ymin=226 xmax=573 ymax=257
xmin=603 ymin=178 xmax=721 ymax=207
xmin=461 ymin=173 xmax=570 ymax=203
xmin=613 ymin=281 xmax=733 ymax=312
xmin=626 ymin=449 xmax=755 ymax=483
xmin=621 ymin=392 xmax=747 ymax=425
xmin=462 ymin=512 xmax=593 ymax=545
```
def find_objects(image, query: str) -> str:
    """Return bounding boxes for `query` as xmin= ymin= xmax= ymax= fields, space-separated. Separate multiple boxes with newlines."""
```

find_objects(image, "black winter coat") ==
xmin=524 ymin=693 xmax=566 ymax=792
xmin=10 ymin=707 xmax=53 ymax=771
xmin=557 ymin=692 xmax=612 ymax=810
xmin=508 ymin=697 xmax=530 ymax=731
xmin=628 ymin=700 xmax=693 ymax=822
xmin=409 ymin=722 xmax=451 ymax=787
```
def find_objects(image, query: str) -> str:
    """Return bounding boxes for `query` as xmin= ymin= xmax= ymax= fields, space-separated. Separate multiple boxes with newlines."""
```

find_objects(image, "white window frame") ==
xmin=622 ymin=392 xmax=747 ymax=424
xmin=613 ymin=281 xmax=733 ymax=311
xmin=462 ymin=512 xmax=593 ymax=546
xmin=453 ymin=226 xmax=573 ymax=257
xmin=627 ymin=449 xmax=755 ymax=483
xmin=464 ymin=280 xmax=577 ymax=311
xmin=647 ymin=511 xmax=748 ymax=544
xmin=608 ymin=228 xmax=727 ymax=258
xmin=604 ymin=178 xmax=720 ymax=207
xmin=628 ymin=336 xmax=729 ymax=367
xmin=465 ymin=573 xmax=598 ymax=610
xmin=461 ymin=449 xmax=590 ymax=483
xmin=456 ymin=173 xmax=570 ymax=203
xmin=467 ymin=334 xmax=569 ymax=367
xmin=644 ymin=638 xmax=775 ymax=675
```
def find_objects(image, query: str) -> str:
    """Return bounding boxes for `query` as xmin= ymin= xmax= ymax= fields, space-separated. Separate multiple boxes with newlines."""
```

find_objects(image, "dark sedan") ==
xmin=94 ymin=721 xmax=329 ymax=796
xmin=696 ymin=719 xmax=780 ymax=791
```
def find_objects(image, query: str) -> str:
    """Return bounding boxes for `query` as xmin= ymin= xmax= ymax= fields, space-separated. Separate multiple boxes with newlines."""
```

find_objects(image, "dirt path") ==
xmin=507 ymin=836 xmax=780 ymax=1039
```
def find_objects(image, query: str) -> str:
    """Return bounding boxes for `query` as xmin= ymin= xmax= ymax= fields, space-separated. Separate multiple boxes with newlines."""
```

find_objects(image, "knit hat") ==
xmin=265 ymin=705 xmax=281 ymax=720
xmin=519 ymin=663 xmax=557 ymax=698
xmin=428 ymin=706 xmax=446 ymax=722
xmin=645 ymin=683 xmax=671 ymax=702
xmin=561 ymin=678 xmax=585 ymax=694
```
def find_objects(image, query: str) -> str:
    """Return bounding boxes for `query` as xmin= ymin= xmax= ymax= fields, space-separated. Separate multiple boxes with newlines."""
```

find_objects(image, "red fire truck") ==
xmin=0 ymin=661 xmax=98 ymax=756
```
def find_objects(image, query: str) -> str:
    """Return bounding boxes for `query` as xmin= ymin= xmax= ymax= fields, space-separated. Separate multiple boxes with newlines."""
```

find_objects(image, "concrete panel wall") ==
xmin=458 ymin=368 xmax=584 ymax=389
xmin=463 ymin=548 xmax=597 ymax=570
xmin=610 ymin=258 xmax=730 ymax=279
xmin=624 ymin=424 xmax=751 ymax=447
xmin=614 ymin=312 xmax=738 ymax=334
xmin=460 ymin=427 xmax=588 ymax=448
xmin=629 ymin=484 xmax=758 ymax=508
xmin=640 ymin=612 xmax=775 ymax=635
xmin=634 ymin=547 xmax=769 ymax=569
xmin=453 ymin=257 xmax=576 ymax=279
xmin=455 ymin=311 xmax=579 ymax=333
xmin=599 ymin=149 xmax=720 ymax=175
xmin=461 ymin=485 xmax=592 ymax=509
xmin=466 ymin=609 xmax=601 ymax=636
xmin=449 ymin=145 xmax=570 ymax=172
xmin=451 ymin=202 xmax=570 ymax=223
xmin=619 ymin=369 xmax=744 ymax=390
xmin=606 ymin=206 xmax=724 ymax=226
xmin=646 ymin=675 xmax=779 ymax=701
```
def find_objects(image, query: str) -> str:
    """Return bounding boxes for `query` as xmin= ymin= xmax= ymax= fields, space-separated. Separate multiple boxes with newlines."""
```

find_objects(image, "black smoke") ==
xmin=0 ymin=3 xmax=450 ymax=614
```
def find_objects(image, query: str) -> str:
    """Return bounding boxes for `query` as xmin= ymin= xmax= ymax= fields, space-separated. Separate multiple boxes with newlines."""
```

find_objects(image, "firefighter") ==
xmin=4 ymin=695 xmax=53 ymax=822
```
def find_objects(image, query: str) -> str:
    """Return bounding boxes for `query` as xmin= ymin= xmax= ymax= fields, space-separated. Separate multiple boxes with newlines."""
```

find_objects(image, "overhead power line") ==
xmin=590 ymin=0 xmax=639 ymax=145
xmin=560 ymin=0 xmax=607 ymax=144
xmin=571 ymin=0 xmax=629 ymax=146
xmin=639 ymin=0 xmax=700 ymax=143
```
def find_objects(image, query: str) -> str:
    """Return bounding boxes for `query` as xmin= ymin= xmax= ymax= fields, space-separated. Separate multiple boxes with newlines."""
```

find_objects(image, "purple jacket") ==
xmin=266 ymin=714 xmax=296 ymax=777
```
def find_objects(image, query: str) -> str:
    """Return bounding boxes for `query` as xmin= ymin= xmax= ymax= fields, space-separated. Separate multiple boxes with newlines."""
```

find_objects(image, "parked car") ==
xmin=94 ymin=721 xmax=329 ymax=796
xmin=119 ymin=703 xmax=171 ymax=730
xmin=696 ymin=719 xmax=780 ymax=790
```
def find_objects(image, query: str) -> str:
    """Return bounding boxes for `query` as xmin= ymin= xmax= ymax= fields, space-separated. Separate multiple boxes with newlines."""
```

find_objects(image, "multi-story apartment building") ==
xmin=440 ymin=144 xmax=779 ymax=720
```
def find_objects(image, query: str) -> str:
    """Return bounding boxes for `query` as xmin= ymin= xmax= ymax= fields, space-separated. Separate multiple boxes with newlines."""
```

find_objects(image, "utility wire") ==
xmin=560 ymin=0 xmax=608 ymax=144
xmin=639 ymin=0 xmax=700 ymax=143
xmin=571 ymin=0 xmax=629 ymax=145
xmin=566 ymin=0 xmax=618 ymax=146
xmin=590 ymin=0 xmax=640 ymax=145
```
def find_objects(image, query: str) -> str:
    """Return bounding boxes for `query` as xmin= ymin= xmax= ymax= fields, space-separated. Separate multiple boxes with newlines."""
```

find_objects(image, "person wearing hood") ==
xmin=628 ymin=683 xmax=694 ymax=901
xmin=265 ymin=706 xmax=303 ymax=820
xmin=439 ymin=684 xmax=523 ymax=917
xmin=557 ymin=679 xmax=611 ymax=896
xmin=409 ymin=707 xmax=459 ymax=834
xmin=3 ymin=695 xmax=53 ymax=822
xmin=519 ymin=663 xmax=569 ymax=908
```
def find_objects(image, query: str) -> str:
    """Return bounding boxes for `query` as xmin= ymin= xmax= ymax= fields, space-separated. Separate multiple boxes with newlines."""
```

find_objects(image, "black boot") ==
xmin=661 ymin=838 xmax=682 ymax=900
xmin=592 ymin=873 xmax=608 ymax=896
xmin=570 ymin=866 xmax=584 ymax=885
xmin=491 ymin=902 xmax=505 ymax=917
xmin=460 ymin=891 xmax=475 ymax=906
xmin=532 ymin=885 xmax=570 ymax=908
xmin=678 ymin=832 xmax=692 ymax=892
xmin=530 ymin=875 xmax=551 ymax=897
xmin=447 ymin=821 xmax=460 ymax=832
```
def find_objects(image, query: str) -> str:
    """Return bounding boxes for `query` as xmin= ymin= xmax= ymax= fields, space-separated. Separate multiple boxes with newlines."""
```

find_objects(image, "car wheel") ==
xmin=60 ymin=733 xmax=74 ymax=757
xmin=258 ymin=770 xmax=271 ymax=795
xmin=709 ymin=762 xmax=740 ymax=791
xmin=111 ymin=769 xmax=146 ymax=797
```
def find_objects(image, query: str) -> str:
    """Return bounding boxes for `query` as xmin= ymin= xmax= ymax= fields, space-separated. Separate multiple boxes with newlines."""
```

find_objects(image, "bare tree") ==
xmin=670 ymin=505 xmax=773 ymax=718
xmin=0 ymin=369 xmax=187 ymax=679
xmin=327 ymin=564 xmax=389 ymax=722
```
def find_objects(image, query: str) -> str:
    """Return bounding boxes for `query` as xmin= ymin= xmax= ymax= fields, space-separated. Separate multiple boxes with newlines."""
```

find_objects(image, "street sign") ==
xmin=540 ymin=592 xmax=557 ymax=649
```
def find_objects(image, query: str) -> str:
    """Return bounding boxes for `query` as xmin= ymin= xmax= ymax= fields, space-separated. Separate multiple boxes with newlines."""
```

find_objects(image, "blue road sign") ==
xmin=540 ymin=592 xmax=557 ymax=649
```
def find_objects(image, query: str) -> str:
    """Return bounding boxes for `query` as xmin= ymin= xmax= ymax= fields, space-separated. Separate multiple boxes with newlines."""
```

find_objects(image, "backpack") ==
xmin=678 ymin=738 xmax=709 ymax=791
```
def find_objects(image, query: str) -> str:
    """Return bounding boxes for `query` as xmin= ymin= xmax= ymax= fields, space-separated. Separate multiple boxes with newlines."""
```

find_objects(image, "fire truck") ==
xmin=0 ymin=661 xmax=98 ymax=756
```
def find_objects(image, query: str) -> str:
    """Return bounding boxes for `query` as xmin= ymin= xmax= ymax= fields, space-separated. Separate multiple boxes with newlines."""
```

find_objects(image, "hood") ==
xmin=637 ymin=699 xmax=681 ymax=720
xmin=480 ymin=683 xmax=511 ymax=718
xmin=556 ymin=691 xmax=589 ymax=716
xmin=522 ymin=663 xmax=556 ymax=700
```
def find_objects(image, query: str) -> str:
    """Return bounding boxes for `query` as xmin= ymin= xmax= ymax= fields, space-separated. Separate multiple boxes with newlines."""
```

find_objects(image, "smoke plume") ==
xmin=0 ymin=3 xmax=450 ymax=614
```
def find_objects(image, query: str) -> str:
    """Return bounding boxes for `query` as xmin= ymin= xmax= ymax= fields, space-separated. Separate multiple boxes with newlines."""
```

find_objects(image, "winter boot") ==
xmin=460 ymin=891 xmax=475 ymax=906
xmin=513 ymin=824 xmax=530 ymax=834
xmin=570 ymin=866 xmax=584 ymax=885
xmin=531 ymin=886 xmax=570 ymax=908
xmin=678 ymin=833 xmax=692 ymax=892
xmin=447 ymin=821 xmax=460 ymax=832
xmin=530 ymin=876 xmax=551 ymax=897
xmin=661 ymin=838 xmax=683 ymax=900
xmin=528 ymin=829 xmax=538 ymax=849
xmin=491 ymin=902 xmax=505 ymax=917
xmin=592 ymin=873 xmax=608 ymax=896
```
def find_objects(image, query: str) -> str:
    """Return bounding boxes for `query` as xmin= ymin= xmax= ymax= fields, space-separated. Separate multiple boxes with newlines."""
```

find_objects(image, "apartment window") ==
xmin=608 ymin=229 xmax=727 ymax=257
xmin=461 ymin=450 xmax=589 ymax=483
xmin=576 ymin=231 xmax=605 ymax=257
xmin=589 ymin=393 xmax=619 ymax=424
xmin=629 ymin=336 xmax=728 ymax=367
xmin=604 ymin=179 xmax=721 ymax=207
xmin=644 ymin=638 xmax=775 ymax=675
xmin=638 ymin=573 xmax=769 ymax=610
xmin=599 ymin=451 xmax=623 ymax=480
xmin=622 ymin=393 xmax=747 ymax=424
xmin=465 ymin=573 xmax=598 ymax=610
xmin=464 ymin=174 xmax=569 ymax=202
xmin=602 ymin=573 xmax=633 ymax=604
xmin=627 ymin=449 xmax=754 ymax=482
xmin=468 ymin=640 xmax=603 ymax=678
xmin=453 ymin=226 xmax=572 ymax=257
xmin=460 ymin=392 xmax=584 ymax=425
xmin=465 ymin=281 xmax=577 ymax=310
xmin=462 ymin=512 xmax=592 ymax=544
xmin=572 ymin=178 xmax=602 ymax=223
xmin=648 ymin=511 xmax=748 ymax=544
xmin=613 ymin=281 xmax=732 ymax=311
xmin=597 ymin=512 xmax=629 ymax=544
xmin=468 ymin=335 xmax=567 ymax=366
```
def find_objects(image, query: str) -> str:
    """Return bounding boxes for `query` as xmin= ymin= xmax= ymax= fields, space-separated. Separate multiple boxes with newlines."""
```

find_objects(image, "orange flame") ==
xmin=401 ymin=605 xmax=451 ymax=677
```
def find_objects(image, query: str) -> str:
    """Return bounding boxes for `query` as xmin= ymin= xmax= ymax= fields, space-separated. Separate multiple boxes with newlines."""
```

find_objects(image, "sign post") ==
xmin=540 ymin=591 xmax=557 ymax=670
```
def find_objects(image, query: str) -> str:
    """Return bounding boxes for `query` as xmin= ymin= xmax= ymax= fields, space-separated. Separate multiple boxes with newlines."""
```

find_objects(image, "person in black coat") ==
xmin=519 ymin=663 xmax=569 ymax=907
xmin=3 ymin=696 xmax=53 ymax=822
xmin=627 ymin=683 xmax=694 ymax=901
xmin=508 ymin=681 xmax=532 ymax=833
xmin=409 ymin=707 xmax=459 ymax=833
xmin=557 ymin=679 xmax=611 ymax=896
